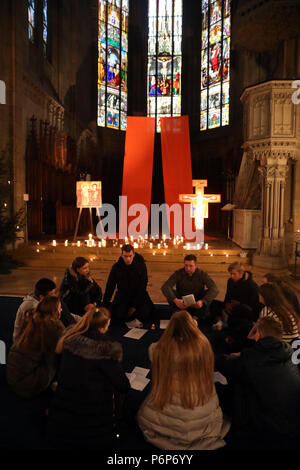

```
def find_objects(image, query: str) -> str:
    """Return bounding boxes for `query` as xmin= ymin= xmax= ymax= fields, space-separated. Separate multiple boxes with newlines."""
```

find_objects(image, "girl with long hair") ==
xmin=48 ymin=307 xmax=130 ymax=450
xmin=258 ymin=283 xmax=300 ymax=343
xmin=137 ymin=310 xmax=230 ymax=450
xmin=6 ymin=296 xmax=64 ymax=398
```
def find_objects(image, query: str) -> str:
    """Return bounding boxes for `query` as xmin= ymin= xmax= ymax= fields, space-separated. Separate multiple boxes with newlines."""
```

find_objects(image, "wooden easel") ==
xmin=73 ymin=206 xmax=104 ymax=241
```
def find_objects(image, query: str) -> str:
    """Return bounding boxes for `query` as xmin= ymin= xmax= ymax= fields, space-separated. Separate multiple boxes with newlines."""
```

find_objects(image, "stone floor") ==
xmin=2 ymin=234 xmax=299 ymax=302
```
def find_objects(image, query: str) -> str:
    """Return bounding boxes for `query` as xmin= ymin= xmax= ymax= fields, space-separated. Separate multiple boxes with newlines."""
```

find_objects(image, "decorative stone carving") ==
xmin=238 ymin=80 xmax=300 ymax=269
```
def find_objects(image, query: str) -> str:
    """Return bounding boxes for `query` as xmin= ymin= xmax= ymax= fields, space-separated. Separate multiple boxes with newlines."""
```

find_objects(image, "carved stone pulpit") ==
xmin=240 ymin=80 xmax=300 ymax=269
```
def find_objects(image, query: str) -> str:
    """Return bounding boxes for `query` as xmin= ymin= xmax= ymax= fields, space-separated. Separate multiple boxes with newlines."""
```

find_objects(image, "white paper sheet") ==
xmin=132 ymin=366 xmax=150 ymax=377
xmin=126 ymin=367 xmax=150 ymax=391
xmin=160 ymin=319 xmax=169 ymax=329
xmin=214 ymin=371 xmax=228 ymax=385
xmin=123 ymin=328 xmax=148 ymax=340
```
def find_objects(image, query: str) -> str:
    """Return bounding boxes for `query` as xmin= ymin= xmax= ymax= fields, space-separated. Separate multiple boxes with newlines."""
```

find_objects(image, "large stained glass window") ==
xmin=42 ymin=0 xmax=48 ymax=58
xmin=200 ymin=0 xmax=231 ymax=130
xmin=98 ymin=0 xmax=129 ymax=131
xmin=148 ymin=0 xmax=182 ymax=132
xmin=28 ymin=0 xmax=36 ymax=42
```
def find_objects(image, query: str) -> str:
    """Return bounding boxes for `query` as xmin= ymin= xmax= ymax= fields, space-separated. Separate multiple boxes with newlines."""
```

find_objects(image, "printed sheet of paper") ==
xmin=182 ymin=294 xmax=196 ymax=307
xmin=123 ymin=328 xmax=148 ymax=340
xmin=160 ymin=319 xmax=169 ymax=329
xmin=214 ymin=371 xmax=228 ymax=385
xmin=126 ymin=367 xmax=150 ymax=391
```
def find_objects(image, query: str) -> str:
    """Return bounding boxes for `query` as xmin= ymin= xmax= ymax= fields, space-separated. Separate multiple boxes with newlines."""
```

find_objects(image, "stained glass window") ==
xmin=200 ymin=0 xmax=231 ymax=131
xmin=147 ymin=0 xmax=182 ymax=132
xmin=28 ymin=0 xmax=36 ymax=42
xmin=42 ymin=0 xmax=48 ymax=58
xmin=98 ymin=0 xmax=129 ymax=131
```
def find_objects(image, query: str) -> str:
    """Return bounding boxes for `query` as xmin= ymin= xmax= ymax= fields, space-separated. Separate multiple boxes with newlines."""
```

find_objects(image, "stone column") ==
xmin=254 ymin=155 xmax=289 ymax=268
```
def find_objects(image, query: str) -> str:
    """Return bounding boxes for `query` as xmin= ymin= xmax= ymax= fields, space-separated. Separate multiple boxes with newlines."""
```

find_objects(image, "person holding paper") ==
xmin=103 ymin=244 xmax=154 ymax=327
xmin=161 ymin=254 xmax=218 ymax=320
xmin=137 ymin=310 xmax=230 ymax=450
xmin=47 ymin=307 xmax=130 ymax=450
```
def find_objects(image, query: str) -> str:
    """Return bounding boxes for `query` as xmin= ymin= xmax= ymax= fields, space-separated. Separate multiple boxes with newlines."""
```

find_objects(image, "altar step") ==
xmin=12 ymin=243 xmax=251 ymax=273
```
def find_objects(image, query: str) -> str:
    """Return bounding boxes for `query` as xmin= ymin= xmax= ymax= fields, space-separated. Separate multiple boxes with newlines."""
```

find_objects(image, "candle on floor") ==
xmin=52 ymin=240 xmax=56 ymax=247
xmin=77 ymin=241 xmax=81 ymax=247
xmin=64 ymin=240 xmax=68 ymax=247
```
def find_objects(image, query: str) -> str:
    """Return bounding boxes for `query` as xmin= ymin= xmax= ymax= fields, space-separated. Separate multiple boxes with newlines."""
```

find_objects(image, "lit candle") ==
xmin=157 ymin=243 xmax=161 ymax=249
xmin=163 ymin=252 xmax=166 ymax=256
xmin=64 ymin=240 xmax=68 ymax=247
xmin=36 ymin=249 xmax=40 ymax=253
xmin=150 ymin=242 xmax=153 ymax=249
xmin=98 ymin=241 xmax=102 ymax=247
xmin=102 ymin=240 xmax=106 ymax=247
xmin=37 ymin=242 xmax=40 ymax=246
xmin=89 ymin=234 xmax=93 ymax=240
xmin=204 ymin=243 xmax=208 ymax=250
xmin=187 ymin=243 xmax=190 ymax=250
xmin=77 ymin=241 xmax=81 ymax=247
xmin=52 ymin=240 xmax=56 ymax=247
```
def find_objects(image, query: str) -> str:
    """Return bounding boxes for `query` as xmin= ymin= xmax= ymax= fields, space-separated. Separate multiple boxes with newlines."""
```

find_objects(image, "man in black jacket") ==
xmin=103 ymin=244 xmax=154 ymax=326
xmin=161 ymin=254 xmax=219 ymax=319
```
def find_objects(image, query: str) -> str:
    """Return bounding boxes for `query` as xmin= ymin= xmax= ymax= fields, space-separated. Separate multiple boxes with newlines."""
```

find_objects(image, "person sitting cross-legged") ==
xmin=7 ymin=296 xmax=64 ymax=399
xmin=13 ymin=278 xmax=77 ymax=343
xmin=103 ymin=244 xmax=154 ymax=327
xmin=137 ymin=310 xmax=230 ymax=450
xmin=211 ymin=262 xmax=260 ymax=332
xmin=161 ymin=254 xmax=219 ymax=321
xmin=47 ymin=307 xmax=130 ymax=450
xmin=60 ymin=257 xmax=103 ymax=317
xmin=215 ymin=316 xmax=300 ymax=449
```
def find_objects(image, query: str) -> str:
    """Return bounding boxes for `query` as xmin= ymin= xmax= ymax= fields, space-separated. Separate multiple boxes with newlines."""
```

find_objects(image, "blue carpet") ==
xmin=0 ymin=296 xmax=172 ymax=450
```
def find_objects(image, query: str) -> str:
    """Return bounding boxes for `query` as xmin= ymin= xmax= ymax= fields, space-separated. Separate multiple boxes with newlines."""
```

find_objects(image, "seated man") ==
xmin=211 ymin=262 xmax=260 ymax=332
xmin=103 ymin=244 xmax=154 ymax=327
xmin=13 ymin=278 xmax=76 ymax=342
xmin=60 ymin=257 xmax=102 ymax=316
xmin=161 ymin=254 xmax=219 ymax=320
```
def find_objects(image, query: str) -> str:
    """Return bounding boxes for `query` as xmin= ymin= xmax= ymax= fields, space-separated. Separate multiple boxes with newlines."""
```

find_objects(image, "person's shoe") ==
xmin=125 ymin=318 xmax=143 ymax=329
xmin=212 ymin=320 xmax=224 ymax=331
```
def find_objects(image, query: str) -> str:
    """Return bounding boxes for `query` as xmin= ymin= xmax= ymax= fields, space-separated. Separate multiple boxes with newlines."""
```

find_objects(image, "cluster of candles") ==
xmin=34 ymin=238 xmax=231 ymax=259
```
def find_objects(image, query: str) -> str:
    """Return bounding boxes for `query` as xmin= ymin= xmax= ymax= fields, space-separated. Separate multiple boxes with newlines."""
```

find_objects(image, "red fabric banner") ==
xmin=120 ymin=116 xmax=155 ymax=237
xmin=161 ymin=116 xmax=194 ymax=238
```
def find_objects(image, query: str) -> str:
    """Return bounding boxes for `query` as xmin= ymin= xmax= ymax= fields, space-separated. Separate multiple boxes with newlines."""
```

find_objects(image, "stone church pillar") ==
xmin=240 ymin=80 xmax=300 ymax=270
xmin=254 ymin=155 xmax=289 ymax=268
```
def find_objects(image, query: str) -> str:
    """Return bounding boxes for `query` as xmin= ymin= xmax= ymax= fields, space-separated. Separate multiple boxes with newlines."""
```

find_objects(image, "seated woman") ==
xmin=259 ymin=283 xmax=300 ymax=344
xmin=263 ymin=273 xmax=300 ymax=317
xmin=6 ymin=296 xmax=64 ymax=399
xmin=47 ymin=307 xmax=130 ymax=450
xmin=216 ymin=316 xmax=300 ymax=447
xmin=60 ymin=257 xmax=102 ymax=316
xmin=137 ymin=310 xmax=230 ymax=450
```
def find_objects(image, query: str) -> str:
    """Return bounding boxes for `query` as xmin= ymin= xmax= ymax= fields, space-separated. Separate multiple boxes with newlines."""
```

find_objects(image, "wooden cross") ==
xmin=179 ymin=180 xmax=221 ymax=230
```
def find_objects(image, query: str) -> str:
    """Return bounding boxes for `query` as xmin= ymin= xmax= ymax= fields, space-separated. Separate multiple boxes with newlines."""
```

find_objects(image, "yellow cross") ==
xmin=179 ymin=180 xmax=221 ymax=230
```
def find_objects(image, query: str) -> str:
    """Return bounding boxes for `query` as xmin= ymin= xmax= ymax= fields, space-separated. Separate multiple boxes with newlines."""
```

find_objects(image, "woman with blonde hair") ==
xmin=47 ymin=306 xmax=130 ymax=450
xmin=6 ymin=296 xmax=64 ymax=398
xmin=137 ymin=310 xmax=230 ymax=450
xmin=258 ymin=283 xmax=299 ymax=344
